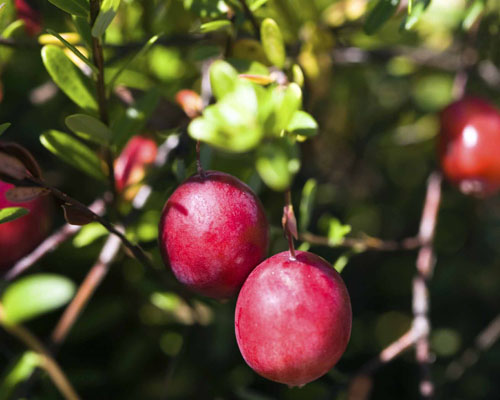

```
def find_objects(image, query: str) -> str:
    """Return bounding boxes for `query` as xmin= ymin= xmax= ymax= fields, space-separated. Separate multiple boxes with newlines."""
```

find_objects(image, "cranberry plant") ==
xmin=1 ymin=0 xmax=500 ymax=399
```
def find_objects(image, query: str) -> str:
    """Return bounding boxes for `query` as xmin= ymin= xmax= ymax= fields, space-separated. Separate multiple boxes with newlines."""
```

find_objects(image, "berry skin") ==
xmin=235 ymin=251 xmax=352 ymax=387
xmin=158 ymin=171 xmax=269 ymax=299
xmin=439 ymin=97 xmax=500 ymax=196
xmin=0 ymin=180 xmax=52 ymax=270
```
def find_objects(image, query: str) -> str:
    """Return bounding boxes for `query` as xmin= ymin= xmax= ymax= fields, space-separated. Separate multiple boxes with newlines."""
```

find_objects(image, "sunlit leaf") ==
xmin=462 ymin=0 xmax=484 ymax=31
xmin=328 ymin=218 xmax=352 ymax=245
xmin=260 ymin=18 xmax=285 ymax=68
xmin=41 ymin=45 xmax=98 ymax=111
xmin=287 ymin=110 xmax=318 ymax=137
xmin=200 ymin=19 xmax=232 ymax=33
xmin=0 ymin=207 xmax=28 ymax=224
xmin=40 ymin=130 xmax=106 ymax=181
xmin=209 ymin=60 xmax=238 ymax=100
xmin=1 ymin=274 xmax=76 ymax=325
xmin=0 ymin=352 xmax=41 ymax=400
xmin=403 ymin=0 xmax=431 ymax=30
xmin=364 ymin=0 xmax=400 ymax=35
xmin=92 ymin=0 xmax=121 ymax=37
xmin=47 ymin=0 xmax=89 ymax=17
xmin=73 ymin=222 xmax=108 ymax=247
xmin=65 ymin=113 xmax=112 ymax=145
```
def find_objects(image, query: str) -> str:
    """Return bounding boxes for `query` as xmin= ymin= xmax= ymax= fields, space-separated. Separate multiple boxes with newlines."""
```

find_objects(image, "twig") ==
xmin=348 ymin=328 xmax=423 ymax=400
xmin=89 ymin=0 xmax=116 ymax=197
xmin=237 ymin=0 xmax=260 ymax=39
xmin=51 ymin=234 xmax=121 ymax=345
xmin=299 ymin=232 xmax=421 ymax=252
xmin=3 ymin=198 xmax=106 ymax=281
xmin=0 ymin=307 xmax=80 ymax=400
xmin=413 ymin=172 xmax=442 ymax=399
xmin=446 ymin=313 xmax=500 ymax=381
xmin=16 ymin=176 xmax=154 ymax=271
xmin=283 ymin=189 xmax=296 ymax=260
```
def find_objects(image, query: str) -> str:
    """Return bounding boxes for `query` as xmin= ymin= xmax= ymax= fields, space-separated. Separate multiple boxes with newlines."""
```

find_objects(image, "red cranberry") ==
xmin=0 ymin=180 xmax=52 ymax=269
xmin=439 ymin=97 xmax=500 ymax=196
xmin=235 ymin=251 xmax=352 ymax=386
xmin=158 ymin=171 xmax=269 ymax=299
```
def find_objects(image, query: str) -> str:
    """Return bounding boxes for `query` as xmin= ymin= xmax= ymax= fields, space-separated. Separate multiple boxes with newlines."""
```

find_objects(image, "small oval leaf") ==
xmin=287 ymin=110 xmax=318 ymax=137
xmin=1 ymin=274 xmax=76 ymax=325
xmin=261 ymin=18 xmax=286 ymax=69
xmin=47 ymin=0 xmax=89 ymax=18
xmin=65 ymin=114 xmax=112 ymax=145
xmin=91 ymin=0 xmax=121 ymax=38
xmin=0 ymin=207 xmax=29 ymax=224
xmin=209 ymin=60 xmax=239 ymax=100
xmin=40 ymin=130 xmax=106 ymax=181
xmin=62 ymin=204 xmax=95 ymax=225
xmin=0 ymin=152 xmax=28 ymax=181
xmin=364 ymin=0 xmax=400 ymax=35
xmin=5 ymin=187 xmax=49 ymax=203
xmin=41 ymin=45 xmax=97 ymax=111
xmin=0 ymin=123 xmax=11 ymax=136
xmin=200 ymin=20 xmax=232 ymax=33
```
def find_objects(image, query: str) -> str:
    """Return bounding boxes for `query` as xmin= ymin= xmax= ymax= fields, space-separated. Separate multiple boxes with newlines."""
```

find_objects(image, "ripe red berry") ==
xmin=235 ymin=251 xmax=352 ymax=387
xmin=439 ymin=97 xmax=500 ymax=196
xmin=114 ymin=135 xmax=157 ymax=196
xmin=158 ymin=171 xmax=269 ymax=299
xmin=0 ymin=180 xmax=52 ymax=270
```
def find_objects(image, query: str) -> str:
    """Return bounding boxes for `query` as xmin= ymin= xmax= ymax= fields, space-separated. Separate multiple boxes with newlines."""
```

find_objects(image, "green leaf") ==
xmin=73 ymin=222 xmax=108 ymax=247
xmin=1 ymin=274 xmax=76 ymax=325
xmin=200 ymin=20 xmax=232 ymax=33
xmin=402 ymin=0 xmax=430 ymax=30
xmin=111 ymin=89 xmax=161 ymax=149
xmin=0 ymin=123 xmax=11 ymax=136
xmin=333 ymin=251 xmax=353 ymax=273
xmin=209 ymin=60 xmax=239 ymax=100
xmin=46 ymin=29 xmax=98 ymax=74
xmin=364 ymin=0 xmax=400 ymax=35
xmin=72 ymin=15 xmax=92 ymax=47
xmin=0 ymin=20 xmax=25 ymax=62
xmin=47 ymin=0 xmax=89 ymax=18
xmin=107 ymin=34 xmax=160 ymax=92
xmin=287 ymin=110 xmax=318 ymax=137
xmin=260 ymin=18 xmax=285 ymax=69
xmin=0 ymin=207 xmax=29 ymax=224
xmin=91 ymin=0 xmax=120 ymax=37
xmin=40 ymin=130 xmax=106 ymax=181
xmin=462 ymin=0 xmax=484 ymax=31
xmin=41 ymin=45 xmax=97 ymax=111
xmin=256 ymin=138 xmax=300 ymax=191
xmin=189 ymin=82 xmax=263 ymax=152
xmin=65 ymin=113 xmax=112 ymax=145
xmin=299 ymin=179 xmax=317 ymax=232
xmin=0 ymin=352 xmax=41 ymax=400
xmin=327 ymin=218 xmax=352 ymax=245
xmin=272 ymin=83 xmax=302 ymax=135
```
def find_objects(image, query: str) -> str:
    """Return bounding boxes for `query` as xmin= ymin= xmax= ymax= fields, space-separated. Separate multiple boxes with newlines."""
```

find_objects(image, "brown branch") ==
xmin=51 ymin=234 xmax=121 ymax=345
xmin=299 ymin=232 xmax=421 ymax=252
xmin=89 ymin=0 xmax=116 ymax=197
xmin=237 ymin=0 xmax=260 ymax=39
xmin=0 ymin=306 xmax=80 ymax=400
xmin=17 ymin=176 xmax=154 ymax=271
xmin=283 ymin=189 xmax=297 ymax=260
xmin=446 ymin=313 xmax=500 ymax=381
xmin=3 ymin=198 xmax=106 ymax=281
xmin=413 ymin=172 xmax=442 ymax=399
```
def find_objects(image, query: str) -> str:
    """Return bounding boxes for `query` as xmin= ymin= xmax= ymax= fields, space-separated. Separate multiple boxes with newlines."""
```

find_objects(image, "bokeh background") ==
xmin=2 ymin=0 xmax=500 ymax=399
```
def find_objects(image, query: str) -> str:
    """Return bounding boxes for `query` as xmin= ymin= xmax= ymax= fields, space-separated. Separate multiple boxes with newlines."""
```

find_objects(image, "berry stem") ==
xmin=196 ymin=140 xmax=206 ymax=178
xmin=283 ymin=189 xmax=296 ymax=261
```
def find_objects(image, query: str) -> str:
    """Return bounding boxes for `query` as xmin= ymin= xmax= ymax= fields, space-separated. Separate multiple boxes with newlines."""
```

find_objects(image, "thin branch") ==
xmin=17 ymin=176 xmax=154 ymax=271
xmin=299 ymin=232 xmax=421 ymax=252
xmin=446 ymin=313 xmax=500 ymax=381
xmin=0 ymin=308 xmax=80 ymax=400
xmin=283 ymin=189 xmax=296 ymax=260
xmin=89 ymin=0 xmax=116 ymax=197
xmin=237 ymin=0 xmax=260 ymax=39
xmin=51 ymin=234 xmax=121 ymax=345
xmin=3 ymin=198 xmax=106 ymax=281
xmin=413 ymin=172 xmax=442 ymax=399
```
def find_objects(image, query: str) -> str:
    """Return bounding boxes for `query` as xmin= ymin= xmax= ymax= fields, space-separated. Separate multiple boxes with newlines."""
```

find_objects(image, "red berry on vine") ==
xmin=114 ymin=135 xmax=157 ymax=195
xmin=235 ymin=251 xmax=352 ymax=386
xmin=158 ymin=171 xmax=269 ymax=299
xmin=439 ymin=97 xmax=500 ymax=196
xmin=0 ymin=180 xmax=52 ymax=270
